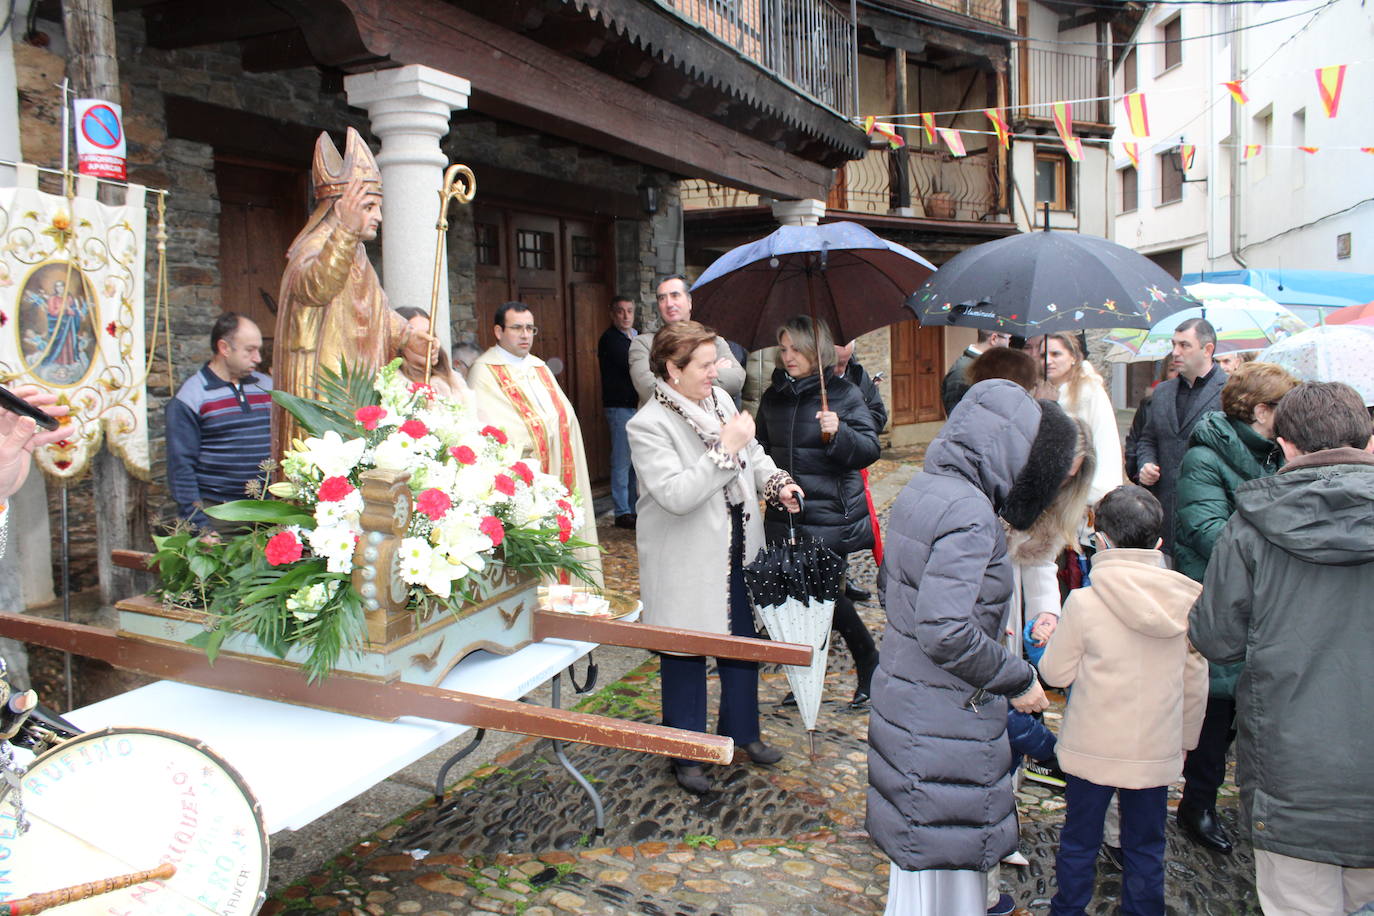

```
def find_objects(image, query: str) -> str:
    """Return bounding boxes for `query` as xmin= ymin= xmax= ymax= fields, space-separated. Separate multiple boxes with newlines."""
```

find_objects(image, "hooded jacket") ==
xmin=867 ymin=380 xmax=1074 ymax=873
xmin=756 ymin=368 xmax=880 ymax=555
xmin=1173 ymin=411 xmax=1283 ymax=697
xmin=1190 ymin=447 xmax=1374 ymax=868
xmin=1038 ymin=549 xmax=1208 ymax=789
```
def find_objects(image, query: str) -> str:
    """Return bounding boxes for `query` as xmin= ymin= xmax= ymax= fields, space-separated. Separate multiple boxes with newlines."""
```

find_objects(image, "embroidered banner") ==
xmin=0 ymin=173 xmax=149 ymax=480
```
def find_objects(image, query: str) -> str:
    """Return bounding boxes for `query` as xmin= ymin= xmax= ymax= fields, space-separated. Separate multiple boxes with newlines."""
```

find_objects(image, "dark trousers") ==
xmin=1181 ymin=696 xmax=1236 ymax=811
xmin=1052 ymin=776 xmax=1167 ymax=916
xmin=660 ymin=506 xmax=759 ymax=765
xmin=832 ymin=558 xmax=877 ymax=690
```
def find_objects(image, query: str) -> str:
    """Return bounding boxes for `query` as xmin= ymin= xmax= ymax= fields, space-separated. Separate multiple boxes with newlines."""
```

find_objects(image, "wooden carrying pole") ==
xmin=0 ymin=863 xmax=176 ymax=916
xmin=0 ymin=612 xmax=735 ymax=765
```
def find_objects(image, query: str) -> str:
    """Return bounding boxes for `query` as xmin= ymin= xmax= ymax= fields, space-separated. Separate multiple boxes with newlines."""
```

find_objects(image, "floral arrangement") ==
xmin=151 ymin=360 xmax=592 ymax=682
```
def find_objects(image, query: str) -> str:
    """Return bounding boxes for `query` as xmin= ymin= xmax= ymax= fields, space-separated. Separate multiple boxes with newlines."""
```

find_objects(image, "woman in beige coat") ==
xmin=628 ymin=321 xmax=802 ymax=796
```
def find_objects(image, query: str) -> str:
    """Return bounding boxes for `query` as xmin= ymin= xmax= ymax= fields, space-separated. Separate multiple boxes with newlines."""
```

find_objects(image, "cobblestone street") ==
xmin=263 ymin=454 xmax=1261 ymax=915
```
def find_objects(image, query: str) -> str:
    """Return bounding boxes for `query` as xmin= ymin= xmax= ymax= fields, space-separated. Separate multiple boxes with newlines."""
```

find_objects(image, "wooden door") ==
xmin=474 ymin=207 xmax=511 ymax=335
xmin=890 ymin=320 xmax=944 ymax=424
xmin=511 ymin=212 xmax=567 ymax=375
xmin=215 ymin=157 xmax=308 ymax=373
xmin=565 ymin=217 xmax=610 ymax=479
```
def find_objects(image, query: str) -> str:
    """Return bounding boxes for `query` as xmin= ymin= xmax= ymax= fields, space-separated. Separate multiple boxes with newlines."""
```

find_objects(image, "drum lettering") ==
xmin=219 ymin=868 xmax=252 ymax=915
xmin=0 ymin=844 xmax=9 ymax=861
xmin=129 ymin=881 xmax=162 ymax=905
xmin=174 ymin=830 xmax=193 ymax=847
xmin=216 ymin=855 xmax=234 ymax=871
xmin=172 ymin=770 xmax=187 ymax=785
xmin=115 ymin=737 xmax=133 ymax=756
xmin=0 ymin=811 xmax=16 ymax=838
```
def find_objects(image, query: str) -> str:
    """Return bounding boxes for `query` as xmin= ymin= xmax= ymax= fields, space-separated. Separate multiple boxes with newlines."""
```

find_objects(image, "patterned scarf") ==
xmin=654 ymin=380 xmax=748 ymax=506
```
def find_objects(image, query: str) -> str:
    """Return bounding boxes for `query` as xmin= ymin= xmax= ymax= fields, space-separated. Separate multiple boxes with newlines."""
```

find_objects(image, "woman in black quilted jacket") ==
xmin=755 ymin=316 xmax=881 ymax=708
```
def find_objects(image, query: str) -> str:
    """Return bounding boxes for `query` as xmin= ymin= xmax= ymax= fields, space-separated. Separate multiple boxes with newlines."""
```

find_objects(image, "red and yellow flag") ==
xmin=1316 ymin=65 xmax=1346 ymax=118
xmin=1298 ymin=146 xmax=1319 ymax=154
xmin=920 ymin=113 xmax=937 ymax=144
xmin=1052 ymin=102 xmax=1083 ymax=161
xmin=1179 ymin=145 xmax=1196 ymax=170
xmin=937 ymin=127 xmax=967 ymax=157
xmin=1223 ymin=81 xmax=1249 ymax=105
xmin=1121 ymin=141 xmax=1140 ymax=169
xmin=863 ymin=116 xmax=906 ymax=149
xmin=1121 ymin=93 xmax=1150 ymax=138
xmin=984 ymin=109 xmax=1011 ymax=150
xmin=1243 ymin=144 xmax=1262 ymax=160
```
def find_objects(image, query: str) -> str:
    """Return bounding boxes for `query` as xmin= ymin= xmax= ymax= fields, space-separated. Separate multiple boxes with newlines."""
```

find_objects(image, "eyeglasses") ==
xmin=504 ymin=324 xmax=538 ymax=335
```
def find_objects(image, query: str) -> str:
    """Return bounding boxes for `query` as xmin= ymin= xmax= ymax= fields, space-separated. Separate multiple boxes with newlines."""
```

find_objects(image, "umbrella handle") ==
xmin=818 ymin=378 xmax=833 ymax=445
xmin=787 ymin=493 xmax=805 ymax=545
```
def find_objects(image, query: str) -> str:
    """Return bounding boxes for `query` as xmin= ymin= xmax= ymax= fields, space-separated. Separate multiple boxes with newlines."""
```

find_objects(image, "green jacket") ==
xmin=1189 ymin=449 xmax=1374 ymax=867
xmin=1173 ymin=412 xmax=1282 ymax=696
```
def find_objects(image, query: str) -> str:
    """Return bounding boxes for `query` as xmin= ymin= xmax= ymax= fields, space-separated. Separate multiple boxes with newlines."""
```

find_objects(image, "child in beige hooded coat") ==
xmin=1039 ymin=485 xmax=1208 ymax=916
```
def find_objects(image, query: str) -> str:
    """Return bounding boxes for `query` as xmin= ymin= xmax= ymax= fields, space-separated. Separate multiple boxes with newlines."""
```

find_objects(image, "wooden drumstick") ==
xmin=0 ymin=863 xmax=176 ymax=915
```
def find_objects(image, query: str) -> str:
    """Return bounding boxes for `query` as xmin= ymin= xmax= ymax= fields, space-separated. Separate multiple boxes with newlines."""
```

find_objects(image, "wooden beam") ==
xmin=337 ymin=0 xmax=834 ymax=200
xmin=534 ymin=612 xmax=813 ymax=666
xmin=239 ymin=28 xmax=319 ymax=73
xmin=143 ymin=0 xmax=295 ymax=49
xmin=0 ymin=613 xmax=734 ymax=764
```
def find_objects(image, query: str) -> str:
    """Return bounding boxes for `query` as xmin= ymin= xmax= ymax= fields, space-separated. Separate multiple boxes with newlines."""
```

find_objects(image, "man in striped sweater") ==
xmin=166 ymin=313 xmax=273 ymax=532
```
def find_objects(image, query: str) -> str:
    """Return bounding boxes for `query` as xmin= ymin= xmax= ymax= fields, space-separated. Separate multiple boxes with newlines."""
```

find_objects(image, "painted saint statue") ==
xmin=273 ymin=127 xmax=421 ymax=459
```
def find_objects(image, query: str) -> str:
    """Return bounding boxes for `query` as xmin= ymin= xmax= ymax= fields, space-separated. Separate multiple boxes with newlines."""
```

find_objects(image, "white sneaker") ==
xmin=1000 ymin=850 xmax=1030 ymax=867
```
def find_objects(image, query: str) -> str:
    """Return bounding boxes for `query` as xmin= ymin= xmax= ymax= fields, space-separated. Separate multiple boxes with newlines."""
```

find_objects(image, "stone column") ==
xmin=770 ymin=198 xmax=826 ymax=227
xmin=345 ymin=65 xmax=470 ymax=353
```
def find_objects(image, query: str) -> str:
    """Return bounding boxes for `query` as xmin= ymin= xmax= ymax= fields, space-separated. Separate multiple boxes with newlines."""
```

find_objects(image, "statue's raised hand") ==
xmin=335 ymin=178 xmax=381 ymax=239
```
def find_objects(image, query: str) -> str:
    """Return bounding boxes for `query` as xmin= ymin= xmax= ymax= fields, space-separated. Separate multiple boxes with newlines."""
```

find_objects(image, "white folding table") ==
xmin=63 ymin=634 xmax=604 ymax=834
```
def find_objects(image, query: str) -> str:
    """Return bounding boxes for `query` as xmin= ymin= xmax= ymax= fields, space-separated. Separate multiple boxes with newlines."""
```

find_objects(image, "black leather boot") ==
xmin=1177 ymin=802 xmax=1233 ymax=853
xmin=673 ymin=763 xmax=711 ymax=795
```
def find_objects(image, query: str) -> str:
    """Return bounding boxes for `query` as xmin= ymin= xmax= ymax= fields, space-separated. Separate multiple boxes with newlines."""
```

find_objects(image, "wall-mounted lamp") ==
xmin=1169 ymin=138 xmax=1208 ymax=183
xmin=638 ymin=179 xmax=660 ymax=216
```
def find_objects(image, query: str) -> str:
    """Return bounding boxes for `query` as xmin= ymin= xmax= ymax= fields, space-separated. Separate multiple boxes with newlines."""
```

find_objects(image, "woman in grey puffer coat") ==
xmin=868 ymin=380 xmax=1079 ymax=915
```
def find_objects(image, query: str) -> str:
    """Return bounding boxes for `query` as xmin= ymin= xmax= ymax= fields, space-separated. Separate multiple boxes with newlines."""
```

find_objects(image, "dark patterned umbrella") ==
xmin=908 ymin=229 xmax=1199 ymax=336
xmin=690 ymin=221 xmax=936 ymax=350
xmin=744 ymin=506 xmax=844 ymax=742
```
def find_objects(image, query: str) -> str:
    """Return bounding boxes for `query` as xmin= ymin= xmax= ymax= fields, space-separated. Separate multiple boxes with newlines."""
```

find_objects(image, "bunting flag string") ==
xmin=1299 ymin=146 xmax=1320 ymax=154
xmin=937 ymin=127 xmax=967 ymax=157
xmin=1316 ymin=65 xmax=1347 ymax=118
xmin=984 ymin=108 xmax=1011 ymax=150
xmin=1052 ymin=102 xmax=1083 ymax=162
xmin=1364 ymin=147 xmax=1374 ymax=154
xmin=920 ymin=113 xmax=937 ymax=144
xmin=863 ymin=116 xmax=906 ymax=150
xmin=1121 ymin=141 xmax=1140 ymax=168
xmin=1122 ymin=93 xmax=1150 ymax=138
xmin=1223 ymin=81 xmax=1250 ymax=105
xmin=1243 ymin=144 xmax=1263 ymax=159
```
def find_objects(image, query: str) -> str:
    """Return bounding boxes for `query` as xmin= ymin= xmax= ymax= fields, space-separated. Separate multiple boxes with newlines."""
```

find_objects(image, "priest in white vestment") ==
xmin=467 ymin=301 xmax=603 ymax=586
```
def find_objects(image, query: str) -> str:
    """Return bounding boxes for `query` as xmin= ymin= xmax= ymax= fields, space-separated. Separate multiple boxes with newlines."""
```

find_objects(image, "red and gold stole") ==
xmin=487 ymin=363 xmax=577 ymax=495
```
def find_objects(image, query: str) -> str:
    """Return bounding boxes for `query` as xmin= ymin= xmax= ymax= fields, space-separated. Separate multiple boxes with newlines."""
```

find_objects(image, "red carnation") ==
xmin=415 ymin=488 xmax=452 ymax=520
xmin=510 ymin=461 xmax=535 ymax=486
xmin=556 ymin=515 xmax=573 ymax=543
xmin=556 ymin=499 xmax=572 ymax=515
xmin=479 ymin=515 xmax=505 ymax=546
xmin=355 ymin=405 xmax=387 ymax=431
xmin=450 ymin=445 xmax=477 ymax=465
xmin=400 ymin=419 xmax=429 ymax=439
xmin=105 ymin=320 xmax=117 ymax=337
xmin=408 ymin=381 xmax=435 ymax=399
xmin=480 ymin=425 xmax=508 ymax=445
xmin=493 ymin=474 xmax=515 ymax=496
xmin=317 ymin=475 xmax=355 ymax=502
xmin=265 ymin=530 xmax=303 ymax=566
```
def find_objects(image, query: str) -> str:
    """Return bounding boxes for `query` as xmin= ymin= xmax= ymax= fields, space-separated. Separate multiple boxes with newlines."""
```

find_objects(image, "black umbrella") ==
xmin=690 ymin=221 xmax=936 ymax=350
xmin=743 ymin=503 xmax=844 ymax=750
xmin=908 ymin=228 xmax=1199 ymax=337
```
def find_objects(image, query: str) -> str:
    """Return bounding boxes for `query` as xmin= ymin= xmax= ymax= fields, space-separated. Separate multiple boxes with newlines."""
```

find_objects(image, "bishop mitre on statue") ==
xmin=273 ymin=127 xmax=434 ymax=459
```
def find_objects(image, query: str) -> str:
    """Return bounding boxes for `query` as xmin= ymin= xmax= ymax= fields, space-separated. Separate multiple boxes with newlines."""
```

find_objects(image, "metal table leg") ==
xmin=433 ymin=727 xmax=486 ymax=802
xmin=549 ymin=667 xmax=606 ymax=837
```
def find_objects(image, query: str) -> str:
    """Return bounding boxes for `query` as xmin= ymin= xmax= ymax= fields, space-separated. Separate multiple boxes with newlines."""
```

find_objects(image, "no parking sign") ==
xmin=73 ymin=98 xmax=127 ymax=179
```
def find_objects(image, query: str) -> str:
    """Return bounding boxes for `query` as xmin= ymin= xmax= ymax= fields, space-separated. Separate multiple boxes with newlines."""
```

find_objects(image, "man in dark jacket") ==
xmin=868 ymin=381 xmax=1075 ymax=908
xmin=1136 ymin=318 xmax=1227 ymax=553
xmin=941 ymin=329 xmax=1009 ymax=416
xmin=597 ymin=296 xmax=639 ymax=528
xmin=1190 ymin=382 xmax=1374 ymax=914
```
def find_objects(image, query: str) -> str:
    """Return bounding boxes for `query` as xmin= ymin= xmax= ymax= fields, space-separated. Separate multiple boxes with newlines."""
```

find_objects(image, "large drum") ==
xmin=0 ymin=727 xmax=268 ymax=914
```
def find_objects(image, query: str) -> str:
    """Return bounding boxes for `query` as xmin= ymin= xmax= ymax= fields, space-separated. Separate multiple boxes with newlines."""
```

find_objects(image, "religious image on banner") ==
xmin=0 ymin=177 xmax=149 ymax=481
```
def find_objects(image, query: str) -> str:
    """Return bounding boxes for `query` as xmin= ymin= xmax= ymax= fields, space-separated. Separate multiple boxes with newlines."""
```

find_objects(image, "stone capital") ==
xmin=770 ymin=198 xmax=826 ymax=227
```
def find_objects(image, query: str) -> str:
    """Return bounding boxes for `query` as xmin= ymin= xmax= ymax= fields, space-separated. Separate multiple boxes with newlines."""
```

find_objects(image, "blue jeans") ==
xmin=1051 ymin=775 xmax=1167 ymax=916
xmin=605 ymin=406 xmax=637 ymax=516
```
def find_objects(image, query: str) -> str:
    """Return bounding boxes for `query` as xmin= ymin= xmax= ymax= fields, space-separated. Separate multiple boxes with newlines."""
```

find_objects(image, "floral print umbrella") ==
xmin=1104 ymin=283 xmax=1308 ymax=363
xmin=1259 ymin=324 xmax=1374 ymax=406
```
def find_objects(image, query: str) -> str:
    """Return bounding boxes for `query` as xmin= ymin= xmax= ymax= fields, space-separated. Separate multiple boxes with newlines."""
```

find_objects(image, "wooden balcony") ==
xmin=829 ymin=147 xmax=1004 ymax=221
xmin=662 ymin=0 xmax=857 ymax=113
xmin=1014 ymin=47 xmax=1112 ymax=126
